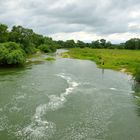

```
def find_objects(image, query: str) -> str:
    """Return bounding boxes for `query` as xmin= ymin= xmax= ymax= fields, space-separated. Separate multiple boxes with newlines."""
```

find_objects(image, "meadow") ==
xmin=63 ymin=48 xmax=140 ymax=74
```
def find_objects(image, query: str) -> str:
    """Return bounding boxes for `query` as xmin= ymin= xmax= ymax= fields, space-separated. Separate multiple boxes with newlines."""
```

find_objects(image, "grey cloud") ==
xmin=0 ymin=0 xmax=140 ymax=39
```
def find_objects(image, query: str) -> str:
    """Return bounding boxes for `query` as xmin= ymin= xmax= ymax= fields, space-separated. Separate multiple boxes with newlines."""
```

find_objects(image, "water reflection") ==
xmin=0 ymin=65 xmax=26 ymax=76
xmin=101 ymin=68 xmax=104 ymax=78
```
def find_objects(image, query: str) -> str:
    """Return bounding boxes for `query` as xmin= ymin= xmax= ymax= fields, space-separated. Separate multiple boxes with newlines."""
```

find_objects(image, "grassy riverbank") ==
xmin=63 ymin=48 xmax=140 ymax=74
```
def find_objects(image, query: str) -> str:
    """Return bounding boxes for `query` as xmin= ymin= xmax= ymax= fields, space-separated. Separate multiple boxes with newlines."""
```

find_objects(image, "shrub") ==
xmin=0 ymin=42 xmax=26 ymax=65
xmin=38 ymin=44 xmax=56 ymax=53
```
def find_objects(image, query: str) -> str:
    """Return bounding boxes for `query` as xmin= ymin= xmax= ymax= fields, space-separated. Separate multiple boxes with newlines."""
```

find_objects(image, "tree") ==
xmin=38 ymin=44 xmax=56 ymax=53
xmin=93 ymin=40 xmax=101 ymax=48
xmin=105 ymin=41 xmax=112 ymax=48
xmin=65 ymin=40 xmax=76 ymax=48
xmin=125 ymin=38 xmax=140 ymax=50
xmin=76 ymin=40 xmax=86 ymax=48
xmin=100 ymin=39 xmax=106 ymax=48
xmin=0 ymin=24 xmax=9 ymax=43
xmin=9 ymin=25 xmax=36 ymax=54
xmin=57 ymin=40 xmax=65 ymax=48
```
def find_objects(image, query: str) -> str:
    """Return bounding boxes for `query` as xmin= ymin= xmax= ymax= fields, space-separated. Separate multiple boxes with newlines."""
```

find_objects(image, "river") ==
xmin=0 ymin=49 xmax=140 ymax=140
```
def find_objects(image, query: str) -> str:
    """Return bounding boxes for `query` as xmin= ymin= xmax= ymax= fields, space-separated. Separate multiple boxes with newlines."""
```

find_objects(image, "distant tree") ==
xmin=94 ymin=40 xmax=101 ymax=48
xmin=90 ymin=41 xmax=95 ymax=48
xmin=65 ymin=40 xmax=76 ymax=48
xmin=125 ymin=38 xmax=140 ymax=50
xmin=76 ymin=40 xmax=86 ymax=48
xmin=117 ymin=43 xmax=125 ymax=49
xmin=57 ymin=40 xmax=65 ymax=48
xmin=32 ymin=34 xmax=44 ymax=47
xmin=85 ymin=43 xmax=90 ymax=48
xmin=38 ymin=44 xmax=56 ymax=53
xmin=105 ymin=41 xmax=112 ymax=48
xmin=38 ymin=44 xmax=51 ymax=53
xmin=100 ymin=39 xmax=106 ymax=48
xmin=43 ymin=37 xmax=60 ymax=50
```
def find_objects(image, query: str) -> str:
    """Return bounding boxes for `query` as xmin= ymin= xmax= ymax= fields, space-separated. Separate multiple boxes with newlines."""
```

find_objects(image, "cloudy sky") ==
xmin=0 ymin=0 xmax=140 ymax=43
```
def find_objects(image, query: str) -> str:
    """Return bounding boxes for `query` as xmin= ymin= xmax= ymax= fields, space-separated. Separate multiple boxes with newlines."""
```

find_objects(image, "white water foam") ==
xmin=110 ymin=88 xmax=117 ymax=91
xmin=109 ymin=87 xmax=134 ymax=93
xmin=0 ymin=94 xmax=25 ymax=133
xmin=16 ymin=103 xmax=56 ymax=140
xmin=5 ymin=94 xmax=26 ymax=113
xmin=46 ymin=73 xmax=79 ymax=111
xmin=18 ymin=73 xmax=79 ymax=140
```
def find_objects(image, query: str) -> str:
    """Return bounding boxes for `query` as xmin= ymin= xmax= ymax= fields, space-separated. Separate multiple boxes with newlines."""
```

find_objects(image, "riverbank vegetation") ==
xmin=0 ymin=42 xmax=26 ymax=65
xmin=45 ymin=57 xmax=55 ymax=61
xmin=63 ymin=48 xmax=140 ymax=79
xmin=0 ymin=23 xmax=60 ymax=65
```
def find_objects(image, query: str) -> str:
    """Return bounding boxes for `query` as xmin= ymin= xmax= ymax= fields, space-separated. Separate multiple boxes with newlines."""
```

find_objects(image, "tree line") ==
xmin=57 ymin=38 xmax=140 ymax=50
xmin=0 ymin=23 xmax=140 ymax=65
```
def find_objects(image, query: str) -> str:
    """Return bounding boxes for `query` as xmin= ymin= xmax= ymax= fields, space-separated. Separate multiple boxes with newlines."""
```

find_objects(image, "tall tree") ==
xmin=0 ymin=24 xmax=9 ymax=43
xmin=125 ymin=38 xmax=140 ymax=50
xmin=9 ymin=25 xmax=36 ymax=54
xmin=100 ymin=39 xmax=106 ymax=48
xmin=76 ymin=40 xmax=86 ymax=48
xmin=65 ymin=40 xmax=76 ymax=48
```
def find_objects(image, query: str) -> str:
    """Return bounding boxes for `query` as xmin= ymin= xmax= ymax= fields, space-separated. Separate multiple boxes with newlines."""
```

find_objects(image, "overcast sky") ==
xmin=0 ymin=0 xmax=140 ymax=43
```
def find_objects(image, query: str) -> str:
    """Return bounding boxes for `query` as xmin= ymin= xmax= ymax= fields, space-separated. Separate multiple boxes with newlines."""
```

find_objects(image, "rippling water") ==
xmin=0 ymin=50 xmax=140 ymax=140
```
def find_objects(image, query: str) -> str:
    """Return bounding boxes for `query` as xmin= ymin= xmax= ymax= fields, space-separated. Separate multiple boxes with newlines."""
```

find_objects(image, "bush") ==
xmin=0 ymin=42 xmax=26 ymax=65
xmin=21 ymin=43 xmax=37 ymax=54
xmin=38 ymin=44 xmax=56 ymax=53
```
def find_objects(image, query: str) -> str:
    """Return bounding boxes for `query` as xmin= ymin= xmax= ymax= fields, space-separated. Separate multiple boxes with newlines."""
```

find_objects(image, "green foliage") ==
xmin=38 ymin=44 xmax=56 ymax=53
xmin=0 ymin=23 xmax=60 ymax=66
xmin=91 ymin=40 xmax=101 ymax=48
xmin=0 ymin=24 xmax=9 ymax=43
xmin=1 ymin=23 xmax=140 ymax=53
xmin=100 ymin=39 xmax=106 ymax=47
xmin=43 ymin=37 xmax=60 ymax=50
xmin=76 ymin=40 xmax=86 ymax=48
xmin=57 ymin=40 xmax=66 ymax=48
xmin=1 ymin=22 xmax=140 ymax=67
xmin=45 ymin=57 xmax=55 ymax=61
xmin=125 ymin=38 xmax=140 ymax=50
xmin=65 ymin=40 xmax=76 ymax=48
xmin=65 ymin=48 xmax=140 ymax=74
xmin=57 ymin=38 xmax=140 ymax=50
xmin=9 ymin=26 xmax=37 ymax=54
xmin=0 ymin=42 xmax=26 ymax=65
xmin=0 ymin=23 xmax=59 ymax=55
xmin=38 ymin=44 xmax=51 ymax=53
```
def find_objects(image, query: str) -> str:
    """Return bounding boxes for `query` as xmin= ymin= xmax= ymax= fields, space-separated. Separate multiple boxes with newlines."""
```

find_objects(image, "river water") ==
xmin=0 ymin=50 xmax=140 ymax=140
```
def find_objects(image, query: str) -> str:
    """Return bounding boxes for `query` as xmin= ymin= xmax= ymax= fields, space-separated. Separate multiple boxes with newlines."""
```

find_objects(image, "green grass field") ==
xmin=63 ymin=48 xmax=140 ymax=74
